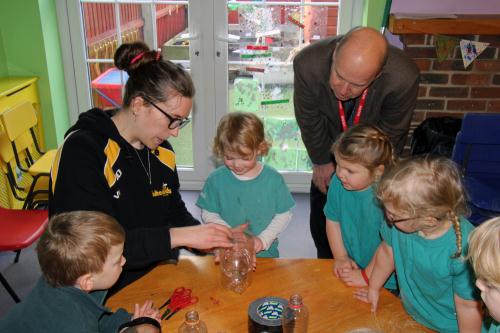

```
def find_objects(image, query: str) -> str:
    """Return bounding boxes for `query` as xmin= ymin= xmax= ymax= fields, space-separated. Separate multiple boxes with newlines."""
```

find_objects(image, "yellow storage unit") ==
xmin=0 ymin=77 xmax=44 ymax=208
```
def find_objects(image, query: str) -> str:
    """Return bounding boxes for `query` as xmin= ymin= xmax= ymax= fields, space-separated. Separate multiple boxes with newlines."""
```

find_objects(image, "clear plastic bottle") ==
xmin=220 ymin=232 xmax=254 ymax=294
xmin=281 ymin=294 xmax=308 ymax=333
xmin=178 ymin=310 xmax=208 ymax=333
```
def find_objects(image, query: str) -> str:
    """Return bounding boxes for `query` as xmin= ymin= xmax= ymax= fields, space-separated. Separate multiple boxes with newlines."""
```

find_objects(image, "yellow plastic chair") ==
xmin=0 ymin=101 xmax=56 ymax=209
xmin=0 ymin=139 xmax=28 ymax=206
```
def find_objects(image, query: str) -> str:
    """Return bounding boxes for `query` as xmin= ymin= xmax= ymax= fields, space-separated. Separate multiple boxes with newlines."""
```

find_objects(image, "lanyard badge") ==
xmin=337 ymin=88 xmax=368 ymax=132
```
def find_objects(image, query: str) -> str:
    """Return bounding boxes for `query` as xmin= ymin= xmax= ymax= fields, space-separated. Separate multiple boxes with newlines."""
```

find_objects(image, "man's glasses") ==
xmin=142 ymin=96 xmax=191 ymax=130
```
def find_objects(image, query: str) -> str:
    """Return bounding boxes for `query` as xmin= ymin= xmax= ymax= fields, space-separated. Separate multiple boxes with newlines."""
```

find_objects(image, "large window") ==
xmin=56 ymin=0 xmax=362 ymax=191
xmin=79 ymin=2 xmax=193 ymax=167
xmin=224 ymin=2 xmax=341 ymax=173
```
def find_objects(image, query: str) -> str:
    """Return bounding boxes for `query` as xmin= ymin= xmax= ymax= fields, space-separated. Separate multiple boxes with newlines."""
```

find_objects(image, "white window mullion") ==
xmin=178 ymin=0 xmax=216 ymax=189
xmin=56 ymin=0 xmax=93 ymax=124
xmin=114 ymin=2 xmax=122 ymax=45
xmin=213 ymin=0 xmax=229 ymax=127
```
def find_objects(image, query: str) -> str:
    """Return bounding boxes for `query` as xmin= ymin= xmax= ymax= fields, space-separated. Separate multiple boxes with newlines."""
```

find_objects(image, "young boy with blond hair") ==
xmin=0 ymin=211 xmax=160 ymax=333
xmin=468 ymin=217 xmax=500 ymax=333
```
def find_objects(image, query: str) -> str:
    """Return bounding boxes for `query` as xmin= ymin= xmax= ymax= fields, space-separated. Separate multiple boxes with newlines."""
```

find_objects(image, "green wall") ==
xmin=0 ymin=0 xmax=69 ymax=148
xmin=363 ymin=0 xmax=389 ymax=30
xmin=0 ymin=30 xmax=7 ymax=77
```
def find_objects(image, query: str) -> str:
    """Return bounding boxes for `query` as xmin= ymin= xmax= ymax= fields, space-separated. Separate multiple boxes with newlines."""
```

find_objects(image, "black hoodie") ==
xmin=49 ymin=108 xmax=199 ymax=271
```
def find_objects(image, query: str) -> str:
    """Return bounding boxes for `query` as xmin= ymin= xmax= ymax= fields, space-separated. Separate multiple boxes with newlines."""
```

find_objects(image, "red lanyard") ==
xmin=338 ymin=89 xmax=368 ymax=132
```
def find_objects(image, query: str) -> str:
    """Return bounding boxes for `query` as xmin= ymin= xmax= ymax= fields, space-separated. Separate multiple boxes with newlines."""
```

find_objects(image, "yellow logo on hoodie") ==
xmin=152 ymin=186 xmax=172 ymax=197
xmin=154 ymin=146 xmax=176 ymax=171
xmin=104 ymin=139 xmax=120 ymax=187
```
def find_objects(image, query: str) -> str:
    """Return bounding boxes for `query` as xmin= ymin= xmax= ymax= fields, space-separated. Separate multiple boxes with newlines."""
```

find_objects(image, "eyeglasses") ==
xmin=387 ymin=214 xmax=441 ymax=224
xmin=142 ymin=96 xmax=191 ymax=130
xmin=389 ymin=216 xmax=421 ymax=224
xmin=385 ymin=210 xmax=419 ymax=224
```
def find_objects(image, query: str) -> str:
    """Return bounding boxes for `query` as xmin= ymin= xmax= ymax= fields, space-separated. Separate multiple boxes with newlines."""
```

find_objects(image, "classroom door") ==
xmin=214 ymin=0 xmax=347 ymax=191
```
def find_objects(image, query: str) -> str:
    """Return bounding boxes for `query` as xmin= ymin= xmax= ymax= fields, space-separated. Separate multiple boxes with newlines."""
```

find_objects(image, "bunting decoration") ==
xmin=459 ymin=40 xmax=489 ymax=69
xmin=435 ymin=35 xmax=458 ymax=63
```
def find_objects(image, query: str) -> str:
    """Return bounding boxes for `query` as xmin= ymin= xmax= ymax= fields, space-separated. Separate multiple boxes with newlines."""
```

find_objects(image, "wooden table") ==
xmin=107 ymin=256 xmax=432 ymax=333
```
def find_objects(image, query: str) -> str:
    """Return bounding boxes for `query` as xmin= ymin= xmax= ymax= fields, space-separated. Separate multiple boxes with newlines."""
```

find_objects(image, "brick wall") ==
xmin=397 ymin=34 xmax=500 ymax=148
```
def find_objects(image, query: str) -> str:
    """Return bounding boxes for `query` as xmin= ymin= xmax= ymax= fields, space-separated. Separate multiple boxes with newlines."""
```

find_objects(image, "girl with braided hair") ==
xmin=355 ymin=156 xmax=483 ymax=332
xmin=324 ymin=124 xmax=397 ymax=289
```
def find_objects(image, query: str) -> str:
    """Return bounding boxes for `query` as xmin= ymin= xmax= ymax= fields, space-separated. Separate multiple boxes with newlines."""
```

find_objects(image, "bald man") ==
xmin=293 ymin=27 xmax=419 ymax=258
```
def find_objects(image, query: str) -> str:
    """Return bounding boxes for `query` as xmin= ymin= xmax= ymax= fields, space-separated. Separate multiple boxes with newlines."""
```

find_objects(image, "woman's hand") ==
xmin=229 ymin=225 xmax=257 ymax=270
xmin=170 ymin=223 xmax=235 ymax=249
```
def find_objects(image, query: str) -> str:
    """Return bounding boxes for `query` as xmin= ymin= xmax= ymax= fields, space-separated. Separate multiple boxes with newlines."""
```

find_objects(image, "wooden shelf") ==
xmin=388 ymin=14 xmax=500 ymax=35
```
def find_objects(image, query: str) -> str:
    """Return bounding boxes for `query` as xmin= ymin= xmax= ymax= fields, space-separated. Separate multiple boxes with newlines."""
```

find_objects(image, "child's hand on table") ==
xmin=339 ymin=268 xmax=368 ymax=287
xmin=353 ymin=287 xmax=380 ymax=312
xmin=333 ymin=256 xmax=358 ymax=277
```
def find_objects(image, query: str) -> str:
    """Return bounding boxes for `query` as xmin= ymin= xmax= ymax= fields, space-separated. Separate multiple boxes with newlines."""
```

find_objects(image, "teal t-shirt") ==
xmin=485 ymin=318 xmax=500 ymax=333
xmin=380 ymin=217 xmax=479 ymax=333
xmin=196 ymin=164 xmax=295 ymax=258
xmin=324 ymin=175 xmax=396 ymax=289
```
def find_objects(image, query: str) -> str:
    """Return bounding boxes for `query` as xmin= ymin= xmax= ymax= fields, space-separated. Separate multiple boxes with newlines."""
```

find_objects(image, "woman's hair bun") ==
xmin=114 ymin=42 xmax=160 ymax=74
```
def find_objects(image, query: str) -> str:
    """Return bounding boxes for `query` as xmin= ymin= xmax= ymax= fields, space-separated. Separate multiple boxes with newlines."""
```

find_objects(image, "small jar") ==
xmin=178 ymin=310 xmax=207 ymax=333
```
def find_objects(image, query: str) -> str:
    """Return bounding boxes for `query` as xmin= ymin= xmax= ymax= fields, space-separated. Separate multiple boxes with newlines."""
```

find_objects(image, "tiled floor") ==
xmin=0 ymin=191 xmax=316 ymax=318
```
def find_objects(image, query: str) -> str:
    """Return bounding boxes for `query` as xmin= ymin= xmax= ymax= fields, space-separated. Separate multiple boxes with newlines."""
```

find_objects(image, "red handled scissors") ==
xmin=160 ymin=287 xmax=198 ymax=320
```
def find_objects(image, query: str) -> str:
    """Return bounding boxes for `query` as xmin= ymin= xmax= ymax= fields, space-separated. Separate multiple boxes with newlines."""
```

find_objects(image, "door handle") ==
xmin=177 ymin=33 xmax=200 ymax=42
xmin=215 ymin=34 xmax=240 ymax=43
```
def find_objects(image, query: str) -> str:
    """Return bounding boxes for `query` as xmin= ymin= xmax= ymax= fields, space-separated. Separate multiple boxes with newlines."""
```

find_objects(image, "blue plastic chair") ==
xmin=451 ymin=113 xmax=500 ymax=225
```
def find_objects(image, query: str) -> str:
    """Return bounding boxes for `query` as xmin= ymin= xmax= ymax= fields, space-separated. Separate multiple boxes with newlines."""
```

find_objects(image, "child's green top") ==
xmin=485 ymin=318 xmax=500 ymax=333
xmin=381 ymin=217 xmax=479 ymax=333
xmin=197 ymin=164 xmax=295 ymax=258
xmin=324 ymin=174 xmax=396 ymax=289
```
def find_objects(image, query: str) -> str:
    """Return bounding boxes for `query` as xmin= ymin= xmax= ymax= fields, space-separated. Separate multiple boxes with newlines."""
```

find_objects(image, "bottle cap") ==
xmin=185 ymin=310 xmax=200 ymax=324
xmin=289 ymin=294 xmax=303 ymax=309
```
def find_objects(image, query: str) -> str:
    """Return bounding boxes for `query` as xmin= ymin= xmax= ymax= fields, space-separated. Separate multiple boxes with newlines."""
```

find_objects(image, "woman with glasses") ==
xmin=49 ymin=42 xmax=237 ymax=292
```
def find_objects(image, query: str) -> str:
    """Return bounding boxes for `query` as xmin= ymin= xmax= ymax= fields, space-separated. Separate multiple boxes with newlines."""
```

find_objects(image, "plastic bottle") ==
xmin=178 ymin=310 xmax=208 ymax=333
xmin=220 ymin=232 xmax=254 ymax=294
xmin=281 ymin=294 xmax=308 ymax=333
